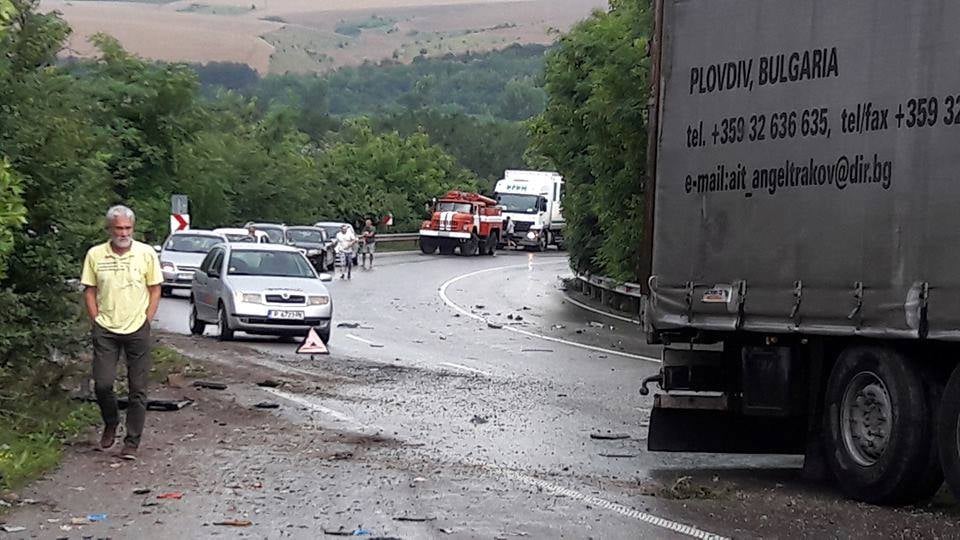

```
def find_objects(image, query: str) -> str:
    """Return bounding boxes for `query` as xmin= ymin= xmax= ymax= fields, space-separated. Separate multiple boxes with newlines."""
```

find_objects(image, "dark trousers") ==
xmin=92 ymin=321 xmax=151 ymax=447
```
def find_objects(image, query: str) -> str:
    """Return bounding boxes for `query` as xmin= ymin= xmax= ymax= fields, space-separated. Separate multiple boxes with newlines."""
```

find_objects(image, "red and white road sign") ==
xmin=170 ymin=213 xmax=190 ymax=232
xmin=383 ymin=214 xmax=393 ymax=227
xmin=297 ymin=327 xmax=329 ymax=355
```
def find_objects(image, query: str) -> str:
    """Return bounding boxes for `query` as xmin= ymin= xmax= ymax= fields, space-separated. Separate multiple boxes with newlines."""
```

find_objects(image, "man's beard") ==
xmin=111 ymin=236 xmax=132 ymax=249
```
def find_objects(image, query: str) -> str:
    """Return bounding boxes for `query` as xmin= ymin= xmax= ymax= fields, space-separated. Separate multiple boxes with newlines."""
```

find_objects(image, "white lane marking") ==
xmin=439 ymin=362 xmax=491 ymax=376
xmin=563 ymin=291 xmax=640 ymax=325
xmin=345 ymin=333 xmax=380 ymax=346
xmin=261 ymin=387 xmax=371 ymax=430
xmin=487 ymin=464 xmax=728 ymax=540
xmin=438 ymin=262 xmax=660 ymax=364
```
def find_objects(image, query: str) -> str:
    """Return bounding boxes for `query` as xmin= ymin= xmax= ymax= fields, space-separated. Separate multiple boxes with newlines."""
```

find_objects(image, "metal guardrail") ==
xmin=377 ymin=232 xmax=419 ymax=243
xmin=570 ymin=273 xmax=645 ymax=321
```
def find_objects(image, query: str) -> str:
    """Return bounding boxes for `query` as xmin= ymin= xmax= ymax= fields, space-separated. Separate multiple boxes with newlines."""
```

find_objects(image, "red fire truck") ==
xmin=419 ymin=191 xmax=503 ymax=256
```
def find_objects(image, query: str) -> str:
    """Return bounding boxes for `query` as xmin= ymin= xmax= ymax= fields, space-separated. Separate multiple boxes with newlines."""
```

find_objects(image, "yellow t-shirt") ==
xmin=81 ymin=240 xmax=163 ymax=334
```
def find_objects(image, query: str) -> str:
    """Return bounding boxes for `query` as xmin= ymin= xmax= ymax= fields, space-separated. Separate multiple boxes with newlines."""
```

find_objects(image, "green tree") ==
xmin=528 ymin=0 xmax=651 ymax=281
xmin=316 ymin=119 xmax=479 ymax=230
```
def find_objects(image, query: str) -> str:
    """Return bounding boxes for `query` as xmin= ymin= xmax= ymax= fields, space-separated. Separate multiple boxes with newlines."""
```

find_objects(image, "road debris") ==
xmin=0 ymin=525 xmax=26 ymax=533
xmin=254 ymin=402 xmax=280 ymax=409
xmin=133 ymin=488 xmax=152 ymax=495
xmin=599 ymin=453 xmax=637 ymax=458
xmin=469 ymin=415 xmax=489 ymax=425
xmin=588 ymin=321 xmax=605 ymax=328
xmin=486 ymin=322 xmax=503 ymax=329
xmin=337 ymin=322 xmax=361 ymax=328
xmin=440 ymin=528 xmax=455 ymax=534
xmin=87 ymin=513 xmax=108 ymax=522
xmin=552 ymin=324 xmax=565 ymax=330
xmin=165 ymin=372 xmax=188 ymax=388
xmin=118 ymin=397 xmax=193 ymax=411
xmin=256 ymin=379 xmax=281 ymax=388
xmin=192 ymin=380 xmax=228 ymax=390
xmin=157 ymin=492 xmax=184 ymax=500
xmin=393 ymin=516 xmax=437 ymax=522
xmin=521 ymin=349 xmax=554 ymax=353
xmin=213 ymin=519 xmax=253 ymax=527
xmin=590 ymin=433 xmax=630 ymax=440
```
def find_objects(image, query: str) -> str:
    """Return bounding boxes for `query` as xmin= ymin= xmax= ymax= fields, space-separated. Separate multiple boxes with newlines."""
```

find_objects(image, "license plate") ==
xmin=267 ymin=310 xmax=304 ymax=320
xmin=178 ymin=272 xmax=194 ymax=280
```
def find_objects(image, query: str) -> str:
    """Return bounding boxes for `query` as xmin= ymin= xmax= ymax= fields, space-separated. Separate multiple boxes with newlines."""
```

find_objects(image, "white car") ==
xmin=159 ymin=230 xmax=227 ymax=296
xmin=213 ymin=228 xmax=270 ymax=243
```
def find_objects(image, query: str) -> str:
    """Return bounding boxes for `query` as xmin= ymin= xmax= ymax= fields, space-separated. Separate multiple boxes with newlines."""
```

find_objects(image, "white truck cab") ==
xmin=494 ymin=170 xmax=565 ymax=251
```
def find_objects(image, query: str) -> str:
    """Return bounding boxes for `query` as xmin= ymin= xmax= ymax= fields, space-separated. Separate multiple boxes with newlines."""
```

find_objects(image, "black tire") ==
xmin=937 ymin=365 xmax=960 ymax=500
xmin=217 ymin=303 xmax=234 ymax=342
xmin=188 ymin=303 xmax=206 ymax=336
xmin=459 ymin=233 xmax=479 ymax=256
xmin=439 ymin=242 xmax=455 ymax=255
xmin=534 ymin=232 xmax=547 ymax=252
xmin=484 ymin=232 xmax=498 ymax=256
xmin=161 ymin=286 xmax=173 ymax=297
xmin=420 ymin=237 xmax=438 ymax=254
xmin=823 ymin=346 xmax=942 ymax=504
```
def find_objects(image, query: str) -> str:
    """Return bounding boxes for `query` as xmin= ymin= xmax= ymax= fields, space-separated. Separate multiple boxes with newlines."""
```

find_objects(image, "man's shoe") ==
xmin=100 ymin=425 xmax=117 ymax=449
xmin=119 ymin=445 xmax=138 ymax=460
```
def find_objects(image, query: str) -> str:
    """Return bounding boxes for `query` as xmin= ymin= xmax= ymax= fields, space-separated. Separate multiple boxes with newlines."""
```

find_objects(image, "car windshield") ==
xmin=286 ymin=229 xmax=325 ymax=244
xmin=256 ymin=227 xmax=284 ymax=243
xmin=165 ymin=235 xmax=222 ymax=253
xmin=224 ymin=233 xmax=255 ymax=243
xmin=227 ymin=251 xmax=316 ymax=278
xmin=496 ymin=193 xmax=539 ymax=214
xmin=319 ymin=225 xmax=343 ymax=238
xmin=436 ymin=202 xmax=473 ymax=213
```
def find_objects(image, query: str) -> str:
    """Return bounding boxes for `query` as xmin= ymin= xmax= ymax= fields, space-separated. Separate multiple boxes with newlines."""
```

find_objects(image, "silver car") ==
xmin=159 ymin=230 xmax=227 ymax=296
xmin=189 ymin=243 xmax=334 ymax=342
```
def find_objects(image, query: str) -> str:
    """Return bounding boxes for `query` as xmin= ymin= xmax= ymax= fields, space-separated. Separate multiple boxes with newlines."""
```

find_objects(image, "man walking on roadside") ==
xmin=504 ymin=216 xmax=516 ymax=249
xmin=360 ymin=218 xmax=376 ymax=270
xmin=81 ymin=205 xmax=162 ymax=459
xmin=335 ymin=223 xmax=357 ymax=280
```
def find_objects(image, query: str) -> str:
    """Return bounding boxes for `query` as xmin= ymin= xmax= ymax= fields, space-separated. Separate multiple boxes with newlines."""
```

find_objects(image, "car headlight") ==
xmin=307 ymin=249 xmax=320 ymax=256
xmin=161 ymin=261 xmax=176 ymax=272
xmin=235 ymin=292 xmax=262 ymax=304
xmin=526 ymin=231 xmax=536 ymax=240
xmin=308 ymin=295 xmax=330 ymax=306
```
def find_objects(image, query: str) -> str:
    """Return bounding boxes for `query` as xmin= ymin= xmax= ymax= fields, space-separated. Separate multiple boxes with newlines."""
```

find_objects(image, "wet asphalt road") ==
xmin=150 ymin=250 xmax=960 ymax=539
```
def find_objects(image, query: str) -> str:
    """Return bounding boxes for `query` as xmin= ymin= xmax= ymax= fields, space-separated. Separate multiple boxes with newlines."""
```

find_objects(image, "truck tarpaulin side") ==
xmin=649 ymin=0 xmax=960 ymax=341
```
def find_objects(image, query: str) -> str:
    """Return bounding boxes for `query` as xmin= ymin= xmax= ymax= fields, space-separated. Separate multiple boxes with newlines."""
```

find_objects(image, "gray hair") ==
xmin=105 ymin=205 xmax=136 ymax=226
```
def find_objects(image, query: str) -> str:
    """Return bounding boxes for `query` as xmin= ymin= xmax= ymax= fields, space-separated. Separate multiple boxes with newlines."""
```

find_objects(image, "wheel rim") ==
xmin=840 ymin=370 xmax=892 ymax=466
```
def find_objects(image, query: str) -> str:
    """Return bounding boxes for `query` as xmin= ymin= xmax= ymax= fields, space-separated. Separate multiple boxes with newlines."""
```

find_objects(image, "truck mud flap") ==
xmin=647 ymin=407 xmax=806 ymax=455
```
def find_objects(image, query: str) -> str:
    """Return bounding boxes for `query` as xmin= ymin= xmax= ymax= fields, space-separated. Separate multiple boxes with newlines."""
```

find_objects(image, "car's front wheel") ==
xmin=217 ymin=303 xmax=234 ymax=341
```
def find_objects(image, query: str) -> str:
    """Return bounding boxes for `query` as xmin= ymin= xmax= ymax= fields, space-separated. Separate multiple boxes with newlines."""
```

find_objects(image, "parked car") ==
xmin=159 ymin=230 xmax=226 ymax=296
xmin=285 ymin=226 xmax=335 ymax=271
xmin=314 ymin=221 xmax=359 ymax=265
xmin=189 ymin=243 xmax=334 ymax=342
xmin=243 ymin=222 xmax=286 ymax=244
xmin=214 ymin=227 xmax=270 ymax=243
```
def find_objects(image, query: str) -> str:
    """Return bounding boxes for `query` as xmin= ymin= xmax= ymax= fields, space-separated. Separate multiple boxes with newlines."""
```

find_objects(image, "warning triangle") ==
xmin=297 ymin=327 xmax=329 ymax=355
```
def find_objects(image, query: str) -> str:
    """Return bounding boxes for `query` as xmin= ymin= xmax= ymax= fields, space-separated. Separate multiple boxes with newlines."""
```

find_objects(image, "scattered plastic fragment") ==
xmin=133 ymin=488 xmax=152 ymax=495
xmin=0 ymin=525 xmax=26 ymax=533
xmin=393 ymin=516 xmax=437 ymax=522
xmin=351 ymin=528 xmax=372 ymax=536
xmin=192 ymin=380 xmax=227 ymax=390
xmin=214 ymin=519 xmax=253 ymax=527
xmin=157 ymin=492 xmax=184 ymax=500
xmin=590 ymin=433 xmax=630 ymax=440
xmin=256 ymin=380 xmax=281 ymax=388
xmin=599 ymin=453 xmax=637 ymax=458
xmin=254 ymin=402 xmax=280 ymax=409
xmin=486 ymin=322 xmax=503 ymax=329
xmin=87 ymin=514 xmax=107 ymax=522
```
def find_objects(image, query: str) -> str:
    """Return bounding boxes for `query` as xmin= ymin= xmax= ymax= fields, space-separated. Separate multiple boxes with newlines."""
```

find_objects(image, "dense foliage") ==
xmin=0 ymin=1 xmax=478 ymax=385
xmin=195 ymin=44 xmax=549 ymax=121
xmin=528 ymin=0 xmax=650 ymax=282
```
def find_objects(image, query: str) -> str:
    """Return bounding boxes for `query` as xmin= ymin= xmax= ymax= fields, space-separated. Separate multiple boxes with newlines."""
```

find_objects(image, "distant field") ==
xmin=42 ymin=0 xmax=605 ymax=74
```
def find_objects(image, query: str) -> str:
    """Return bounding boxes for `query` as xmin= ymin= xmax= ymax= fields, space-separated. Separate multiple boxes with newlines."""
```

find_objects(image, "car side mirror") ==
xmin=319 ymin=273 xmax=333 ymax=282
xmin=208 ymin=268 xmax=220 ymax=278
xmin=153 ymin=245 xmax=162 ymax=253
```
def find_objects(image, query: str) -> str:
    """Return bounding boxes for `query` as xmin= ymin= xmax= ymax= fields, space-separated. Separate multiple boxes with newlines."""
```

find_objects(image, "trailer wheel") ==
xmin=419 ymin=237 xmax=437 ymax=254
xmin=823 ymin=346 xmax=942 ymax=504
xmin=937 ymin=364 xmax=960 ymax=500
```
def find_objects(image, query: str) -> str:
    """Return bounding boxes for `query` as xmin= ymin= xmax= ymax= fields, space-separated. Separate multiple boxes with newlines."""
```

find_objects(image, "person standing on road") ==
xmin=335 ymin=224 xmax=358 ymax=280
xmin=81 ymin=205 xmax=162 ymax=458
xmin=360 ymin=219 xmax=376 ymax=270
xmin=504 ymin=216 xmax=516 ymax=249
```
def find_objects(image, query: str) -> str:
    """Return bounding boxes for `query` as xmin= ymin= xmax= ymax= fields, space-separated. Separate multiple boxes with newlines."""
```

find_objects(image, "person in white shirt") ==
xmin=334 ymin=224 xmax=358 ymax=280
